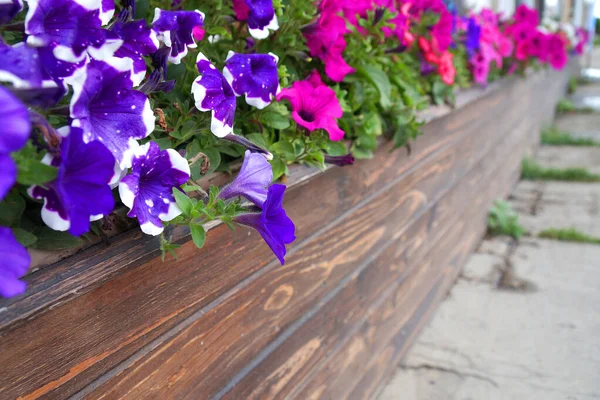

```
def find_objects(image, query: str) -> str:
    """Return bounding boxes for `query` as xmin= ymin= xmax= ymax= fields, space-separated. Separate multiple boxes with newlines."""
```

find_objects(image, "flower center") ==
xmin=298 ymin=110 xmax=315 ymax=122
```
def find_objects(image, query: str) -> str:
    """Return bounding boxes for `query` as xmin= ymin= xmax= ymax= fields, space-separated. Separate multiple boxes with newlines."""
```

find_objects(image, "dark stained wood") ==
xmin=85 ymin=88 xmax=536 ymax=400
xmin=0 ymin=62 xmax=574 ymax=400
xmin=294 ymin=116 xmax=536 ymax=400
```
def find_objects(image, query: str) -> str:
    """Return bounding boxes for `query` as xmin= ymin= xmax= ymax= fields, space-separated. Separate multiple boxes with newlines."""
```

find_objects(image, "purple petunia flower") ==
xmin=152 ymin=8 xmax=205 ymax=64
xmin=119 ymin=142 xmax=191 ymax=236
xmin=234 ymin=184 xmax=295 ymax=264
xmin=191 ymin=53 xmax=237 ymax=137
xmin=0 ymin=86 xmax=31 ymax=155
xmin=464 ymin=17 xmax=481 ymax=60
xmin=0 ymin=43 xmax=81 ymax=107
xmin=232 ymin=0 xmax=279 ymax=40
xmin=0 ymin=0 xmax=22 ymax=25
xmin=0 ymin=42 xmax=44 ymax=89
xmin=112 ymin=17 xmax=160 ymax=86
xmin=25 ymin=0 xmax=121 ymax=63
xmin=0 ymin=86 xmax=30 ymax=200
xmin=0 ymin=227 xmax=30 ymax=298
xmin=0 ymin=154 xmax=17 ymax=201
xmin=67 ymin=58 xmax=155 ymax=169
xmin=219 ymin=150 xmax=273 ymax=207
xmin=221 ymin=134 xmax=273 ymax=159
xmin=28 ymin=126 xmax=116 ymax=236
xmin=223 ymin=51 xmax=280 ymax=109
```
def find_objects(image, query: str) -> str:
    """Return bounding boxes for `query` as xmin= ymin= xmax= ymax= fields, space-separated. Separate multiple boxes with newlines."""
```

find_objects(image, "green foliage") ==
xmin=556 ymin=98 xmax=595 ymax=114
xmin=163 ymin=184 xmax=250 ymax=258
xmin=541 ymin=126 xmax=600 ymax=146
xmin=568 ymin=76 xmax=578 ymax=94
xmin=487 ymin=199 xmax=526 ymax=239
xmin=538 ymin=227 xmax=600 ymax=244
xmin=11 ymin=143 xmax=58 ymax=186
xmin=521 ymin=157 xmax=600 ymax=182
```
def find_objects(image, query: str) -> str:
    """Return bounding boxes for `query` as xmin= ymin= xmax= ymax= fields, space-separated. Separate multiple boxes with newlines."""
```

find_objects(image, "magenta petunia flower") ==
xmin=303 ymin=12 xmax=354 ymax=82
xmin=431 ymin=10 xmax=454 ymax=52
xmin=276 ymin=70 xmax=345 ymax=141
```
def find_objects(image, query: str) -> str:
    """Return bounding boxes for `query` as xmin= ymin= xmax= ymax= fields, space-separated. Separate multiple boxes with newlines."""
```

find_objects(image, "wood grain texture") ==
xmin=86 ymin=75 xmax=538 ymax=400
xmin=0 ymin=63 xmax=574 ymax=400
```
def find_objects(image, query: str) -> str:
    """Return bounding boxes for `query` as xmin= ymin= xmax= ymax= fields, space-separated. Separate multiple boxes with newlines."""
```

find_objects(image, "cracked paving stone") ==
xmin=378 ymin=239 xmax=600 ymax=400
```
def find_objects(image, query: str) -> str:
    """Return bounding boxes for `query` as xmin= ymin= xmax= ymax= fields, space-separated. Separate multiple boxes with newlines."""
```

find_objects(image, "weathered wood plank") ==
xmin=75 ymin=78 xmax=534 ymax=399
xmin=294 ymin=115 xmax=534 ymax=400
xmin=0 ymin=79 xmax=524 ymax=400
xmin=0 ymin=65 xmax=572 ymax=400
xmin=219 ymin=111 xmax=536 ymax=400
xmin=0 ymin=79 xmax=508 ymax=333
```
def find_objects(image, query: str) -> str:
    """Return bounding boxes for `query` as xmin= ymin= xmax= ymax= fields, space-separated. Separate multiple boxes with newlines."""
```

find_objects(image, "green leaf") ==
xmin=261 ymin=112 xmax=291 ymax=130
xmin=363 ymin=112 xmax=383 ymax=136
xmin=12 ymin=228 xmax=37 ymax=247
xmin=246 ymin=133 xmax=268 ymax=149
xmin=352 ymin=147 xmax=374 ymax=159
xmin=172 ymin=188 xmax=193 ymax=216
xmin=32 ymin=228 xmax=83 ymax=250
xmin=15 ymin=158 xmax=58 ymax=185
xmin=271 ymin=141 xmax=296 ymax=161
xmin=324 ymin=141 xmax=348 ymax=156
xmin=208 ymin=185 xmax=219 ymax=205
xmin=190 ymin=224 xmax=206 ymax=249
xmin=357 ymin=65 xmax=392 ymax=110
xmin=270 ymin=157 xmax=287 ymax=180
xmin=0 ymin=191 xmax=26 ymax=227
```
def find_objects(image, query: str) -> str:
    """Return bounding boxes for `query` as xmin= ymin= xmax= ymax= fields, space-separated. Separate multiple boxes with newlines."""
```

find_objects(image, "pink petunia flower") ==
xmin=303 ymin=12 xmax=354 ymax=82
xmin=276 ymin=70 xmax=345 ymax=141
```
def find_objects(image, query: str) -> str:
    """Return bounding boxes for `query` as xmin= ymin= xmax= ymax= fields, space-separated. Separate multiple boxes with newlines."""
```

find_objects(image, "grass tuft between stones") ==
xmin=521 ymin=158 xmax=600 ymax=182
xmin=538 ymin=227 xmax=600 ymax=245
xmin=541 ymin=127 xmax=600 ymax=147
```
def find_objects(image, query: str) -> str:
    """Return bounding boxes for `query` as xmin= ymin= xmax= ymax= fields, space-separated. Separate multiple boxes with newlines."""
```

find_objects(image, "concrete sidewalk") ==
xmin=378 ymin=78 xmax=600 ymax=399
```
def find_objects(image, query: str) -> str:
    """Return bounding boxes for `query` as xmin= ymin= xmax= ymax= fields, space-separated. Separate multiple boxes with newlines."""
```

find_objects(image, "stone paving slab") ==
xmin=378 ymin=239 xmax=600 ymax=400
xmin=568 ymin=83 xmax=600 ymax=112
xmin=534 ymin=146 xmax=600 ymax=174
xmin=509 ymin=180 xmax=600 ymax=236
xmin=554 ymin=114 xmax=600 ymax=140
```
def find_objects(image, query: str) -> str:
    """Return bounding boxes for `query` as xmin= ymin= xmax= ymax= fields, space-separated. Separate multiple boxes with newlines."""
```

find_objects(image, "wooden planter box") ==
xmin=0 ymin=65 xmax=573 ymax=399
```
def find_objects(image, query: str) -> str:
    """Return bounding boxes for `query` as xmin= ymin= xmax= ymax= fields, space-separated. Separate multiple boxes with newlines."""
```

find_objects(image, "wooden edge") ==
xmin=0 ymin=72 xmax=534 ymax=332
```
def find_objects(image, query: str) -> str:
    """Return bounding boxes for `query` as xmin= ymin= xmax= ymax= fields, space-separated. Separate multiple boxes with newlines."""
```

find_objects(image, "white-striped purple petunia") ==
xmin=223 ymin=51 xmax=280 ymax=109
xmin=191 ymin=53 xmax=237 ymax=137
xmin=112 ymin=17 xmax=160 ymax=86
xmin=66 ymin=58 xmax=155 ymax=169
xmin=0 ymin=0 xmax=22 ymax=25
xmin=118 ymin=142 xmax=191 ymax=236
xmin=0 ymin=42 xmax=83 ymax=107
xmin=152 ymin=8 xmax=204 ymax=64
xmin=28 ymin=126 xmax=116 ymax=236
xmin=233 ymin=0 xmax=279 ymax=40
xmin=25 ymin=0 xmax=121 ymax=63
